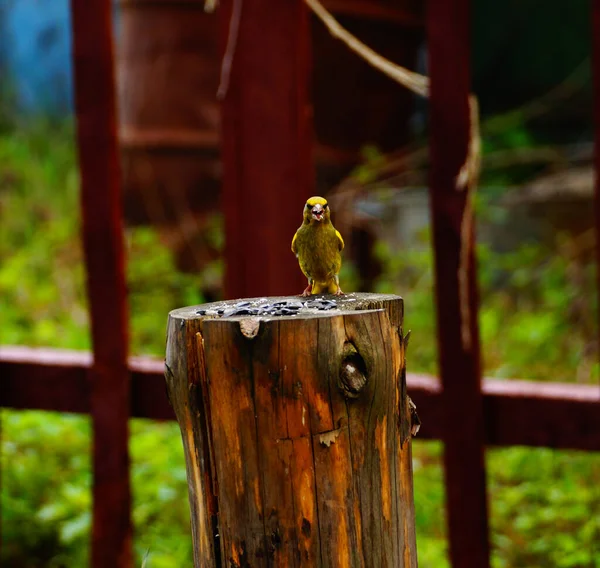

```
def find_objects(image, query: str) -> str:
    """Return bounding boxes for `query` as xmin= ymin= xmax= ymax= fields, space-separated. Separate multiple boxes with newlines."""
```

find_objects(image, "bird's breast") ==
xmin=295 ymin=225 xmax=341 ymax=280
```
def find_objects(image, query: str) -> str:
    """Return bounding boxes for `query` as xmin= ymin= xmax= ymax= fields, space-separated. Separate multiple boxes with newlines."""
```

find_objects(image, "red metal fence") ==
xmin=1 ymin=0 xmax=600 ymax=567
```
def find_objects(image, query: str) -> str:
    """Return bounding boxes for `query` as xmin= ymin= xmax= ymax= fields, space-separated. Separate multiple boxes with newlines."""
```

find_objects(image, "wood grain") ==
xmin=165 ymin=293 xmax=417 ymax=567
xmin=165 ymin=319 xmax=218 ymax=566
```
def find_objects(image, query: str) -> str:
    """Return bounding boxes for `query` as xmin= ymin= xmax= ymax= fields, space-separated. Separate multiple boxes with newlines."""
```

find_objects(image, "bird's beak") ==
xmin=311 ymin=204 xmax=324 ymax=222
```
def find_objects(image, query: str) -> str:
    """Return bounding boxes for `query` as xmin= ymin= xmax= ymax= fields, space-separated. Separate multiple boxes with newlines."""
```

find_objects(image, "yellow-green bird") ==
xmin=291 ymin=196 xmax=345 ymax=296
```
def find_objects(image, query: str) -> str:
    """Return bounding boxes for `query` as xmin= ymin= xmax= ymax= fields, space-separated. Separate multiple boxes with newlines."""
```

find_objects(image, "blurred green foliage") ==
xmin=375 ymin=230 xmax=599 ymax=382
xmin=0 ymin=121 xmax=203 ymax=356
xmin=2 ymin=411 xmax=192 ymax=567
xmin=0 ymin=121 xmax=89 ymax=349
xmin=1 ymin=121 xmax=599 ymax=568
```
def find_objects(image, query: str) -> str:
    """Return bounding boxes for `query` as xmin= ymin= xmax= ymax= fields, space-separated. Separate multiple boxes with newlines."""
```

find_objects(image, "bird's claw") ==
xmin=300 ymin=284 xmax=312 ymax=297
xmin=334 ymin=287 xmax=344 ymax=296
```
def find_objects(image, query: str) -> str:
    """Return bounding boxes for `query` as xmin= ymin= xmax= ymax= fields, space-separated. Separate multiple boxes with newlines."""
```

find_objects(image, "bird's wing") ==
xmin=335 ymin=229 xmax=345 ymax=251
xmin=291 ymin=231 xmax=298 ymax=255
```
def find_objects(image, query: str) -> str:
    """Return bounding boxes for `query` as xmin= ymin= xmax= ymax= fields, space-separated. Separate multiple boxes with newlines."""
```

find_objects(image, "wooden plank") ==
xmin=69 ymin=0 xmax=132 ymax=564
xmin=1 ymin=348 xmax=600 ymax=449
xmin=129 ymin=357 xmax=177 ymax=421
xmin=0 ymin=348 xmax=173 ymax=419
xmin=219 ymin=0 xmax=313 ymax=298
xmin=426 ymin=0 xmax=490 ymax=565
xmin=0 ymin=349 xmax=90 ymax=414
xmin=407 ymin=375 xmax=600 ymax=450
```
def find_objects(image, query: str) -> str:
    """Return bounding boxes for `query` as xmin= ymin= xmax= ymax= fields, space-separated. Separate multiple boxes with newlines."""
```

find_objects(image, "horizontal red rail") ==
xmin=2 ymin=346 xmax=599 ymax=450
xmin=0 ymin=347 xmax=172 ymax=421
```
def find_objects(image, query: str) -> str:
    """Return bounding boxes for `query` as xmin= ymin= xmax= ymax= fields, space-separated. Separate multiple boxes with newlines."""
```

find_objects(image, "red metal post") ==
xmin=219 ymin=0 xmax=314 ymax=299
xmin=70 ymin=0 xmax=132 ymax=565
xmin=426 ymin=0 xmax=491 ymax=566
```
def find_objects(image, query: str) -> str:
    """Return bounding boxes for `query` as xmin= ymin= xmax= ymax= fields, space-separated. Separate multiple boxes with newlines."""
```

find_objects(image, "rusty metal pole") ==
xmin=219 ymin=0 xmax=314 ymax=299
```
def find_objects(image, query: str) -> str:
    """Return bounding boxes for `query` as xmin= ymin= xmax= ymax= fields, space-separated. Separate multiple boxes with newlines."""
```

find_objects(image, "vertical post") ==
xmin=70 ymin=1 xmax=132 ymax=566
xmin=165 ymin=294 xmax=417 ymax=567
xmin=219 ymin=0 xmax=314 ymax=299
xmin=593 ymin=2 xmax=600 ymax=375
xmin=426 ymin=1 xmax=491 ymax=567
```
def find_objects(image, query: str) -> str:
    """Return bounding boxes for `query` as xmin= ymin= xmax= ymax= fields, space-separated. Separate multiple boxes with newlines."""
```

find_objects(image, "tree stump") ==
xmin=165 ymin=293 xmax=417 ymax=567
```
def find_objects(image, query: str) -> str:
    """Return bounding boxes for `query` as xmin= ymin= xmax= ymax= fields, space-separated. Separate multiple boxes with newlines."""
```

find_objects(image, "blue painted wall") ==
xmin=1 ymin=0 xmax=73 ymax=114
xmin=0 ymin=0 xmax=118 ymax=116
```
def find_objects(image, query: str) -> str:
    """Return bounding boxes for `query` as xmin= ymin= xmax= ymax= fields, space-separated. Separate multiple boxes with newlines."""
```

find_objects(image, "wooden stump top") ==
xmin=169 ymin=292 xmax=403 ymax=327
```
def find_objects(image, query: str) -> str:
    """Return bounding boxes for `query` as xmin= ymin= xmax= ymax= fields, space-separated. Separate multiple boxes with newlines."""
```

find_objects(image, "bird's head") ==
xmin=304 ymin=196 xmax=330 ymax=224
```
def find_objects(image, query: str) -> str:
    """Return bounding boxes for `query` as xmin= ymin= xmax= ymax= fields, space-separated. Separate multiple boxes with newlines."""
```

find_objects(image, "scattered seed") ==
xmin=203 ymin=298 xmax=339 ymax=318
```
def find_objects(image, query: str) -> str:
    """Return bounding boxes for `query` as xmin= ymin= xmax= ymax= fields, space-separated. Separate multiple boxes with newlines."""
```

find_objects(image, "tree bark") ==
xmin=165 ymin=293 xmax=417 ymax=567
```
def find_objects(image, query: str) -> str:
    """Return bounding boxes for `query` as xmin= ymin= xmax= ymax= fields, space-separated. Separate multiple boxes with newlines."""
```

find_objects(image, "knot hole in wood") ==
xmin=339 ymin=342 xmax=368 ymax=398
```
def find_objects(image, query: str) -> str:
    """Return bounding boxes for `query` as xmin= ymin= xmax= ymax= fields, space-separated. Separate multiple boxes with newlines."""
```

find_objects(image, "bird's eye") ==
xmin=324 ymin=203 xmax=328 ymax=209
xmin=306 ymin=203 xmax=311 ymax=209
